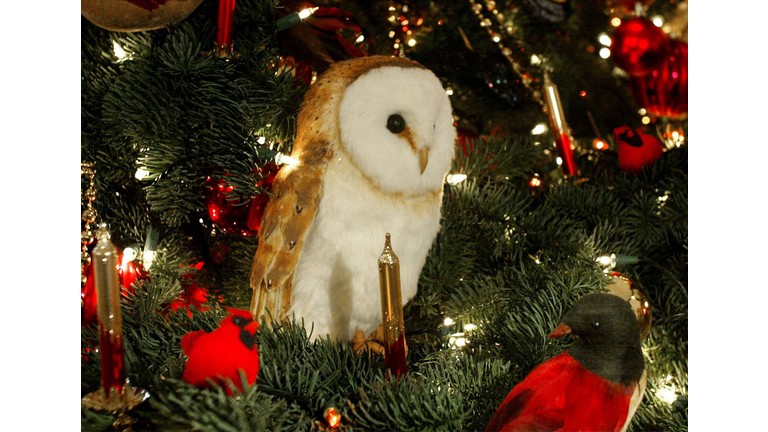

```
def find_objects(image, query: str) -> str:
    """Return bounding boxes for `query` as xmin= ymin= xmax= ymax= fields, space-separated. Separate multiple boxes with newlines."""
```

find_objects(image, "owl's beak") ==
xmin=419 ymin=148 xmax=429 ymax=175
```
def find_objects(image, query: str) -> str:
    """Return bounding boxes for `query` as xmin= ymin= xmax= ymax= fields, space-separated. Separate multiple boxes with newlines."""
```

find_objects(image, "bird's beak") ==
xmin=548 ymin=322 xmax=572 ymax=339
xmin=419 ymin=148 xmax=429 ymax=175
xmin=244 ymin=320 xmax=260 ymax=335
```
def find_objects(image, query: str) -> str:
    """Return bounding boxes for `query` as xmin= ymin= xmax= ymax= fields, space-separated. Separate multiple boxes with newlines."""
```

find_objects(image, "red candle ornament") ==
xmin=543 ymin=72 xmax=578 ymax=176
xmin=378 ymin=234 xmax=407 ymax=378
xmin=216 ymin=0 xmax=237 ymax=57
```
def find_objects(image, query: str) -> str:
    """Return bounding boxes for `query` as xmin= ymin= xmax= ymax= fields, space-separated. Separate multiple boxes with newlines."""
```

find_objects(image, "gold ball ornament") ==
xmin=81 ymin=0 xmax=205 ymax=32
xmin=604 ymin=272 xmax=652 ymax=341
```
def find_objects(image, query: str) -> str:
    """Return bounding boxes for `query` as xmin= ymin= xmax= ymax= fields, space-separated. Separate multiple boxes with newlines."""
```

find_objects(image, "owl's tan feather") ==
xmin=250 ymin=56 xmax=428 ymax=323
xmin=250 ymin=141 xmax=332 ymax=322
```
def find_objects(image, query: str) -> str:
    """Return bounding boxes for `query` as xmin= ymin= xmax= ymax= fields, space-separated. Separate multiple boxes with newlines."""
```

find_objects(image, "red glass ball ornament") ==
xmin=629 ymin=39 xmax=688 ymax=119
xmin=611 ymin=18 xmax=669 ymax=76
xmin=205 ymin=164 xmax=280 ymax=236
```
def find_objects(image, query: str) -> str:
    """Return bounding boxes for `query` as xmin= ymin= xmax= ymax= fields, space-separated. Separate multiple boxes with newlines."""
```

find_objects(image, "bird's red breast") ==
xmin=486 ymin=352 xmax=635 ymax=432
xmin=181 ymin=310 xmax=260 ymax=393
xmin=615 ymin=126 xmax=664 ymax=175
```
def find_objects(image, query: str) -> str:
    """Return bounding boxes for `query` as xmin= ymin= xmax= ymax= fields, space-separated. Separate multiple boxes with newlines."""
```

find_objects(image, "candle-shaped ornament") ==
xmin=378 ymin=233 xmax=407 ymax=377
xmin=543 ymin=71 xmax=578 ymax=176
xmin=82 ymin=224 xmax=147 ymax=413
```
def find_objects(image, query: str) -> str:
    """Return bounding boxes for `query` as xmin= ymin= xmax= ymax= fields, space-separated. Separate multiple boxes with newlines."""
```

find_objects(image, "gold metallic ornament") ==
xmin=604 ymin=272 xmax=653 ymax=341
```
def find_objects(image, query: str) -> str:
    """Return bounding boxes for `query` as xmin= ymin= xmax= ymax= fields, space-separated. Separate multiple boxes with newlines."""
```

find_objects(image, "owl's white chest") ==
xmin=289 ymin=155 xmax=443 ymax=341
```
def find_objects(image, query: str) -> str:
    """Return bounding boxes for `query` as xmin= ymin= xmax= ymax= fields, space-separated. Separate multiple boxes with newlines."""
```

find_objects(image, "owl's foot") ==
xmin=352 ymin=325 xmax=385 ymax=356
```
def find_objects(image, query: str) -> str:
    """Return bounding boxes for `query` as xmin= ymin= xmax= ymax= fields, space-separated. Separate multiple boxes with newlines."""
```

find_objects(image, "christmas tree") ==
xmin=78 ymin=1 xmax=687 ymax=430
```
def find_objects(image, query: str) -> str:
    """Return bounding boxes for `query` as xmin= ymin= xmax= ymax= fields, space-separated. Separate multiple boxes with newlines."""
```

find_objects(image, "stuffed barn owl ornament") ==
xmin=250 ymin=56 xmax=456 ymax=342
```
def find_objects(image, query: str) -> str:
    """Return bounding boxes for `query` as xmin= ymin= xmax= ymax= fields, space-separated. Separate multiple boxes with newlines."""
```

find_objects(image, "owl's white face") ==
xmin=338 ymin=66 xmax=456 ymax=196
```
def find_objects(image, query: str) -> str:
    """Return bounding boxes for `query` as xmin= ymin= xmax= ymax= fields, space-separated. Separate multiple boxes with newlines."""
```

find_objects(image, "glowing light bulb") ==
xmin=652 ymin=16 xmax=663 ymax=27
xmin=593 ymin=139 xmax=608 ymax=150
xmin=642 ymin=116 xmax=651 ymax=125
xmin=257 ymin=136 xmax=266 ymax=145
xmin=599 ymin=47 xmax=611 ymax=59
xmin=529 ymin=177 xmax=542 ymax=187
xmin=454 ymin=337 xmax=467 ymax=347
xmin=113 ymin=41 xmax=127 ymax=61
xmin=275 ymin=153 xmax=298 ymax=166
xmin=143 ymin=250 xmax=155 ymax=270
xmin=443 ymin=317 xmax=455 ymax=326
xmin=446 ymin=174 xmax=467 ymax=185
xmin=446 ymin=87 xmax=454 ymax=96
xmin=611 ymin=17 xmax=622 ymax=27
xmin=135 ymin=167 xmax=150 ymax=180
xmin=355 ymin=35 xmax=365 ymax=43
xmin=530 ymin=54 xmax=542 ymax=65
xmin=658 ymin=383 xmax=677 ymax=404
xmin=531 ymin=124 xmax=548 ymax=135
xmin=407 ymin=39 xmax=417 ymax=47
xmin=492 ymin=34 xmax=501 ymax=43
xmin=556 ymin=157 xmax=563 ymax=165
xmin=464 ymin=323 xmax=477 ymax=331
xmin=389 ymin=31 xmax=395 ymax=38
xmin=598 ymin=34 xmax=612 ymax=46
xmin=596 ymin=255 xmax=612 ymax=266
xmin=638 ymin=108 xmax=647 ymax=115
xmin=298 ymin=7 xmax=319 ymax=19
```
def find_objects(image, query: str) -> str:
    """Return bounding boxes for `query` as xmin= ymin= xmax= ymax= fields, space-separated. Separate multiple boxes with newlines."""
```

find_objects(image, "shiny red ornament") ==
xmin=629 ymin=39 xmax=688 ymax=119
xmin=181 ymin=309 xmax=260 ymax=394
xmin=611 ymin=18 xmax=669 ymax=76
xmin=168 ymin=263 xmax=211 ymax=317
xmin=205 ymin=164 xmax=280 ymax=236
xmin=614 ymin=126 xmax=664 ymax=175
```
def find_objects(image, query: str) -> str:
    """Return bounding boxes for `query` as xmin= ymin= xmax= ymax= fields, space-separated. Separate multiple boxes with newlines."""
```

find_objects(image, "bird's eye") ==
xmin=387 ymin=114 xmax=406 ymax=134
xmin=592 ymin=321 xmax=600 ymax=328
xmin=232 ymin=316 xmax=246 ymax=327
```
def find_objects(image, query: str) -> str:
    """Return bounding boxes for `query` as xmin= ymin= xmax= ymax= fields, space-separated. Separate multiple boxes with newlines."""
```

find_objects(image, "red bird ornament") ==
xmin=615 ymin=126 xmax=664 ymax=175
xmin=486 ymin=293 xmax=645 ymax=432
xmin=181 ymin=309 xmax=260 ymax=393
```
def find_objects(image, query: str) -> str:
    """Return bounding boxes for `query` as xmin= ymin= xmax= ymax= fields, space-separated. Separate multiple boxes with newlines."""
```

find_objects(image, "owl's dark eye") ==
xmin=592 ymin=321 xmax=600 ymax=329
xmin=387 ymin=114 xmax=406 ymax=134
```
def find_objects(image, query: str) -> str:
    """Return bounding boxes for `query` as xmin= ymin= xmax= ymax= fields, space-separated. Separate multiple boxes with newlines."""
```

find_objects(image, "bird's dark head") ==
xmin=549 ymin=293 xmax=644 ymax=384
xmin=223 ymin=309 xmax=260 ymax=350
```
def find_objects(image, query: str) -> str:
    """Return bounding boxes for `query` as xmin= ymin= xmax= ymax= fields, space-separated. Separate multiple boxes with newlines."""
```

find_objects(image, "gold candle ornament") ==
xmin=378 ymin=233 xmax=407 ymax=377
xmin=82 ymin=223 xmax=148 ymax=413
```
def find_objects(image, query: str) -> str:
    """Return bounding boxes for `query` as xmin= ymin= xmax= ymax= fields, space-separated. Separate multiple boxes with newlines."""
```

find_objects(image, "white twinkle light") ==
xmin=356 ymin=35 xmax=365 ymax=43
xmin=531 ymin=124 xmax=548 ymax=135
xmin=257 ymin=136 xmax=267 ymax=145
xmin=298 ymin=7 xmax=319 ymax=20
xmin=658 ymin=384 xmax=677 ymax=404
xmin=446 ymin=174 xmax=467 ymax=185
xmin=599 ymin=48 xmax=611 ymax=59
xmin=275 ymin=153 xmax=298 ymax=166
xmin=135 ymin=167 xmax=150 ymax=180
xmin=143 ymin=250 xmax=155 ymax=271
xmin=530 ymin=54 xmax=542 ymax=65
xmin=121 ymin=247 xmax=138 ymax=270
xmin=113 ymin=41 xmax=128 ymax=61
xmin=407 ymin=39 xmax=417 ymax=47
xmin=556 ymin=157 xmax=563 ymax=165
xmin=446 ymin=87 xmax=454 ymax=96
xmin=443 ymin=317 xmax=455 ymax=326
xmin=652 ymin=16 xmax=664 ymax=27
xmin=598 ymin=34 xmax=612 ymax=46
xmin=454 ymin=337 xmax=467 ymax=347
xmin=464 ymin=323 xmax=477 ymax=331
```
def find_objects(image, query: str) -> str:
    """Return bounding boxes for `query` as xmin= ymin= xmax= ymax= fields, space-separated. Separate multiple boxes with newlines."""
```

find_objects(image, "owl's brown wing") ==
xmin=250 ymin=142 xmax=333 ymax=323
